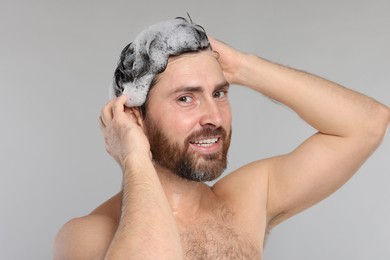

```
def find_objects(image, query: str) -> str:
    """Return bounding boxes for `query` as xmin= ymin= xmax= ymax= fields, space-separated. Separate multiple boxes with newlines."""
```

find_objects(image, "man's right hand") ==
xmin=99 ymin=95 xmax=151 ymax=169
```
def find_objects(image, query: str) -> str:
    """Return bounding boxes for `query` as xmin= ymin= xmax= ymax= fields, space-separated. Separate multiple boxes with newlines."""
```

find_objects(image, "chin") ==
xmin=177 ymin=158 xmax=227 ymax=182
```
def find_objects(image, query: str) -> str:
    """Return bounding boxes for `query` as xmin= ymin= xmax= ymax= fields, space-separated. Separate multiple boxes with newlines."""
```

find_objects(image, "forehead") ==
xmin=153 ymin=51 xmax=225 ymax=92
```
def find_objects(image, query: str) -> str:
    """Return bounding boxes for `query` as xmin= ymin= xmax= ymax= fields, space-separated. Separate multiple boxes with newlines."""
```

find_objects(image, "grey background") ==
xmin=1 ymin=0 xmax=389 ymax=259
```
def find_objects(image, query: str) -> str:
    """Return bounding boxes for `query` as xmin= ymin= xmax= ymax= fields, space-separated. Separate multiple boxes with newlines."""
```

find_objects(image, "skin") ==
xmin=53 ymin=38 xmax=390 ymax=260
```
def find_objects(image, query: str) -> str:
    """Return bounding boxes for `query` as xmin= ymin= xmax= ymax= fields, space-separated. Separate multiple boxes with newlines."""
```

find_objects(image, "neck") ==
xmin=154 ymin=164 xmax=216 ymax=222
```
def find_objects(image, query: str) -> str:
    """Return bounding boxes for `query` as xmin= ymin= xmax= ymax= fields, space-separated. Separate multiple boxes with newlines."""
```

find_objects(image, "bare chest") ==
xmin=178 ymin=205 xmax=262 ymax=260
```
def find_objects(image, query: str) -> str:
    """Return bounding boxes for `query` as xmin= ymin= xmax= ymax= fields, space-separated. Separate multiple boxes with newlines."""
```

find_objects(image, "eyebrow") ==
xmin=171 ymin=81 xmax=230 ymax=95
xmin=171 ymin=86 xmax=204 ymax=95
xmin=215 ymin=81 xmax=230 ymax=91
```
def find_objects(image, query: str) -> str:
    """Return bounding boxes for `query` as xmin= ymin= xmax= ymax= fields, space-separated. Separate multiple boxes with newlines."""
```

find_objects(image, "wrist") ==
xmin=232 ymin=52 xmax=256 ymax=86
xmin=121 ymin=152 xmax=153 ymax=175
xmin=236 ymin=53 xmax=272 ymax=89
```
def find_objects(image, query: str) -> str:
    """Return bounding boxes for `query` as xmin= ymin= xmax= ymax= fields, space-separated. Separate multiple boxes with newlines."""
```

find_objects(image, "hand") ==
xmin=208 ymin=36 xmax=246 ymax=85
xmin=99 ymin=95 xmax=150 ymax=168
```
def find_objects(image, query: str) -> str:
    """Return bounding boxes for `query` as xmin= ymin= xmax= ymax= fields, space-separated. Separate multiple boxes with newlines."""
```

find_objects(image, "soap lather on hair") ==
xmin=111 ymin=17 xmax=211 ymax=107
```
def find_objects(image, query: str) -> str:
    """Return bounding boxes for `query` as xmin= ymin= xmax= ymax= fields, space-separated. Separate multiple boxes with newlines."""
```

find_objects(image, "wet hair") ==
xmin=111 ymin=17 xmax=211 ymax=108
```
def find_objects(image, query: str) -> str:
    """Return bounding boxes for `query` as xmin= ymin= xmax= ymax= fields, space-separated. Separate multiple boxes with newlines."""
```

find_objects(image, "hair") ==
xmin=139 ymin=75 xmax=160 ymax=118
xmin=112 ymin=17 xmax=211 ymax=115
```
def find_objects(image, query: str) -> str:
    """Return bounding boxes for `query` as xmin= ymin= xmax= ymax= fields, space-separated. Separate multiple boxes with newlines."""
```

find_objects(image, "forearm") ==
xmin=105 ymin=154 xmax=183 ymax=259
xmin=237 ymin=54 xmax=390 ymax=139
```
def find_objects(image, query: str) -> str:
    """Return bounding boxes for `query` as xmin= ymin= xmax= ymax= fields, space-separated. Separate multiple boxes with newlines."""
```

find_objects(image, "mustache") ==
xmin=185 ymin=127 xmax=227 ymax=143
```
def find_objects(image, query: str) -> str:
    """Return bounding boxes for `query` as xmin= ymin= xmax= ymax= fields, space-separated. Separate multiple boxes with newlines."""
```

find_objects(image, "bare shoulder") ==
xmin=53 ymin=192 xmax=122 ymax=260
xmin=212 ymin=159 xmax=274 ymax=214
xmin=213 ymin=159 xmax=272 ymax=195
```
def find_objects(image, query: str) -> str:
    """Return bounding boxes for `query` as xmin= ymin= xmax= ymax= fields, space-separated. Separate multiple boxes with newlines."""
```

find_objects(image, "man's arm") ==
xmin=53 ymin=96 xmax=183 ymax=259
xmin=210 ymin=38 xmax=390 ymax=226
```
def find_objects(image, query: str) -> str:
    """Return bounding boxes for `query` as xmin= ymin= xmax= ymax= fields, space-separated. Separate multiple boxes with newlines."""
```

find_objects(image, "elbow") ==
xmin=374 ymin=104 xmax=390 ymax=137
xmin=364 ymin=104 xmax=390 ymax=146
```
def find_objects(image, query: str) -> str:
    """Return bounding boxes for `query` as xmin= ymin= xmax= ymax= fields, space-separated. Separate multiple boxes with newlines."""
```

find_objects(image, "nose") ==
xmin=199 ymin=99 xmax=224 ymax=128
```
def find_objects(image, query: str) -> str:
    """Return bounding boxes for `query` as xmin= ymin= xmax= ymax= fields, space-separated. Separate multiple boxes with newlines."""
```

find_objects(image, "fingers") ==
xmin=100 ymin=94 xmax=133 ymax=130
xmin=100 ymin=99 xmax=115 ymax=129
xmin=100 ymin=95 xmax=127 ymax=123
xmin=112 ymin=94 xmax=129 ymax=115
xmin=99 ymin=115 xmax=105 ymax=129
xmin=208 ymin=36 xmax=219 ymax=50
xmin=208 ymin=36 xmax=226 ymax=49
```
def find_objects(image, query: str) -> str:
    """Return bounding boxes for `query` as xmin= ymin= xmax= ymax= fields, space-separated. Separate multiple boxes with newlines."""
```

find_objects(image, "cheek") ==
xmin=169 ymin=113 xmax=198 ymax=136
xmin=221 ymin=104 xmax=232 ymax=126
xmin=154 ymin=109 xmax=199 ymax=139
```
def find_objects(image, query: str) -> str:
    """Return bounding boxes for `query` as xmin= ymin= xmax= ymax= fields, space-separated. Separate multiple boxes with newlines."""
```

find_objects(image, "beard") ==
xmin=144 ymin=116 xmax=231 ymax=182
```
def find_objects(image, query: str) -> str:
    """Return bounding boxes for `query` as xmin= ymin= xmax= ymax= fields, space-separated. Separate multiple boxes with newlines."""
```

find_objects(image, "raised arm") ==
xmin=210 ymin=37 xmax=390 ymax=226
xmin=53 ymin=95 xmax=183 ymax=259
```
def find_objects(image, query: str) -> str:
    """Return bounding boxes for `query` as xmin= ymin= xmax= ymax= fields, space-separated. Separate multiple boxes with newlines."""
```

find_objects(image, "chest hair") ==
xmin=179 ymin=203 xmax=261 ymax=260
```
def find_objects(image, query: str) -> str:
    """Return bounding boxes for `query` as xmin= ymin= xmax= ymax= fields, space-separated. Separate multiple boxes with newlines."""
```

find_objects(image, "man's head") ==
xmin=112 ymin=18 xmax=232 ymax=182
xmin=111 ymin=17 xmax=210 ymax=107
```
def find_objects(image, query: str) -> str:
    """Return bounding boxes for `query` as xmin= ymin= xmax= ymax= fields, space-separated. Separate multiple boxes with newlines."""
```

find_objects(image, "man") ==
xmin=53 ymin=17 xmax=389 ymax=259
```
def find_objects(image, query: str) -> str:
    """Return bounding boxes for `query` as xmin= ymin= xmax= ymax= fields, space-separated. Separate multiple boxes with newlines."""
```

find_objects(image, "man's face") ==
xmin=143 ymin=51 xmax=232 ymax=182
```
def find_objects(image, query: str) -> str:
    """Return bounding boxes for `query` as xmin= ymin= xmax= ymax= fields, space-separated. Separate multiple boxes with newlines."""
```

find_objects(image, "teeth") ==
xmin=191 ymin=138 xmax=218 ymax=146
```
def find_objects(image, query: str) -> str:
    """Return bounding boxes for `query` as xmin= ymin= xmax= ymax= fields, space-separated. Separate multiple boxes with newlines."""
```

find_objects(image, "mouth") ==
xmin=189 ymin=137 xmax=220 ymax=147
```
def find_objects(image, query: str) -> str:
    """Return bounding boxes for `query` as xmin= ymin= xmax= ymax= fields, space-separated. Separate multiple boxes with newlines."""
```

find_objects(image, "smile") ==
xmin=190 ymin=137 xmax=219 ymax=147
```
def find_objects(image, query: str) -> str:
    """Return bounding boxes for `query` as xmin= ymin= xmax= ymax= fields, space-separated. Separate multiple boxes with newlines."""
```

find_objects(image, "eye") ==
xmin=177 ymin=95 xmax=193 ymax=103
xmin=214 ymin=90 xmax=228 ymax=99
